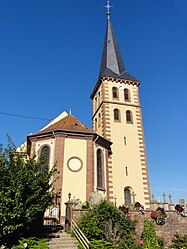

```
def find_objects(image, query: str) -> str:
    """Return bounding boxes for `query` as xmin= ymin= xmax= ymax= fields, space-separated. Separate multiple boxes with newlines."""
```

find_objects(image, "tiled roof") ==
xmin=37 ymin=114 xmax=92 ymax=133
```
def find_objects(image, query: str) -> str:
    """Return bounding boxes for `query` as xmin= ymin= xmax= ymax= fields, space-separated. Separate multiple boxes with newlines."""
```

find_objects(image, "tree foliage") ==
xmin=0 ymin=143 xmax=55 ymax=246
xmin=77 ymin=199 xmax=139 ymax=249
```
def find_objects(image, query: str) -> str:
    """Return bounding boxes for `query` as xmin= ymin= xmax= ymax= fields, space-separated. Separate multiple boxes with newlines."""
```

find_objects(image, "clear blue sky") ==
xmin=0 ymin=0 xmax=187 ymax=204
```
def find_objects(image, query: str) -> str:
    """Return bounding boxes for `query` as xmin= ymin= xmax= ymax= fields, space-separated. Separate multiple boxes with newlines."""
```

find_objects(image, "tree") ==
xmin=77 ymin=199 xmax=139 ymax=249
xmin=0 ymin=143 xmax=55 ymax=246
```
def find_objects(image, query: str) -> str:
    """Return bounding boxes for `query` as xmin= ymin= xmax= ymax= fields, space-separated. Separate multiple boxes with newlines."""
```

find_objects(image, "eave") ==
xmin=90 ymin=75 xmax=140 ymax=100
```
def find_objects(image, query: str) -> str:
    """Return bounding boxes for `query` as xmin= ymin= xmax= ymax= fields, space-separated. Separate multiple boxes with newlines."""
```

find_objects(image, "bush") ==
xmin=11 ymin=237 xmax=49 ymax=249
xmin=89 ymin=239 xmax=112 ymax=249
xmin=77 ymin=199 xmax=137 ymax=248
xmin=169 ymin=233 xmax=187 ymax=249
xmin=78 ymin=239 xmax=112 ymax=249
xmin=157 ymin=236 xmax=166 ymax=249
xmin=142 ymin=219 xmax=159 ymax=249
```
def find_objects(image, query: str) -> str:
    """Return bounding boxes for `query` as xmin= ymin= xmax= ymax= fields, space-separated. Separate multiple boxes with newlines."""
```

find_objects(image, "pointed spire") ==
xmin=99 ymin=3 xmax=138 ymax=81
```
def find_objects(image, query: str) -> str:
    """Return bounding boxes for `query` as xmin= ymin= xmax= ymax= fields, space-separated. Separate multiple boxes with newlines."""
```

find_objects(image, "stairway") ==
xmin=48 ymin=231 xmax=78 ymax=249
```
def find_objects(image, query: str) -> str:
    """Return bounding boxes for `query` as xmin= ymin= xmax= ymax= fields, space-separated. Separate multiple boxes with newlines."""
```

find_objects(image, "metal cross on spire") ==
xmin=104 ymin=0 xmax=113 ymax=19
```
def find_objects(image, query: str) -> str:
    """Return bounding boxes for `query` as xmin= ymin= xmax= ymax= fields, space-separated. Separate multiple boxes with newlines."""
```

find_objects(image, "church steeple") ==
xmin=99 ymin=5 xmax=138 ymax=81
xmin=91 ymin=1 xmax=150 ymax=209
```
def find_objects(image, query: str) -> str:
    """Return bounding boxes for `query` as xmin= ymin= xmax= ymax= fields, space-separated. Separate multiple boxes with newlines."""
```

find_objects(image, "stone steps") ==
xmin=48 ymin=231 xmax=78 ymax=249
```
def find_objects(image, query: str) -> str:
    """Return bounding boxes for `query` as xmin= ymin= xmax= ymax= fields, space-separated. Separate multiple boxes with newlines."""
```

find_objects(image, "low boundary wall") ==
xmin=73 ymin=209 xmax=187 ymax=245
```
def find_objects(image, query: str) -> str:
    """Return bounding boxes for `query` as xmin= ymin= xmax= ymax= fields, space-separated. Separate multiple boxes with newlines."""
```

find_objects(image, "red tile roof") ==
xmin=38 ymin=114 xmax=92 ymax=133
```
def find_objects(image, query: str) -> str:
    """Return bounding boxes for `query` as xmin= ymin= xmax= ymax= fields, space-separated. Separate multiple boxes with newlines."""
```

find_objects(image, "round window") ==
xmin=67 ymin=157 xmax=83 ymax=172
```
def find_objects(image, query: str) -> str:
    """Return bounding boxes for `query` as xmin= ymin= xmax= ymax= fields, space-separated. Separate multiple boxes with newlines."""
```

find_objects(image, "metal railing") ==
xmin=71 ymin=219 xmax=90 ymax=249
xmin=43 ymin=205 xmax=60 ymax=226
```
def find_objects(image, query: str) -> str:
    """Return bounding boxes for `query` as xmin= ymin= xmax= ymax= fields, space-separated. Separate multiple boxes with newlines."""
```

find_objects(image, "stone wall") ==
xmin=132 ymin=210 xmax=187 ymax=245
xmin=73 ymin=209 xmax=187 ymax=245
xmin=72 ymin=209 xmax=88 ymax=222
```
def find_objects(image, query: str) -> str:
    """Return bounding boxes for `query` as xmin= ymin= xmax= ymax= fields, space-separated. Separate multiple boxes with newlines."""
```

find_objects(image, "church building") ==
xmin=27 ymin=3 xmax=150 ymax=217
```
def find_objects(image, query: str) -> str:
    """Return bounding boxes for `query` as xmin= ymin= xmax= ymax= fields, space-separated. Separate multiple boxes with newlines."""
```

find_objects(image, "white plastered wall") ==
xmin=61 ymin=138 xmax=87 ymax=216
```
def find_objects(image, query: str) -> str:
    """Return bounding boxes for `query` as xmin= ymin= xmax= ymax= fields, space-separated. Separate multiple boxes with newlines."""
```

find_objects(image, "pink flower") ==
xmin=127 ymin=213 xmax=131 ymax=219
xmin=138 ymin=240 xmax=143 ymax=246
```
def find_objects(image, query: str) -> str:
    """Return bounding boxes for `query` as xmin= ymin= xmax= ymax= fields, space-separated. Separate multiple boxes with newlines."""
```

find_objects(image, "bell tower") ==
xmin=90 ymin=1 xmax=150 ymax=209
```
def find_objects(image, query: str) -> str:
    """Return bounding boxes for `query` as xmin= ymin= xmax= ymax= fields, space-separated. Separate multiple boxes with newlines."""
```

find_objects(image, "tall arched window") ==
xmin=126 ymin=110 xmax=133 ymax=123
xmin=114 ymin=108 xmax=120 ymax=121
xmin=124 ymin=89 xmax=130 ymax=102
xmin=97 ymin=149 xmax=103 ymax=188
xmin=124 ymin=188 xmax=131 ymax=206
xmin=41 ymin=146 xmax=50 ymax=172
xmin=112 ymin=87 xmax=118 ymax=99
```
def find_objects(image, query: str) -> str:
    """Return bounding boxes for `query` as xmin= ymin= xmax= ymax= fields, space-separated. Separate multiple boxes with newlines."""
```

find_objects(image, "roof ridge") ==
xmin=35 ymin=113 xmax=92 ymax=134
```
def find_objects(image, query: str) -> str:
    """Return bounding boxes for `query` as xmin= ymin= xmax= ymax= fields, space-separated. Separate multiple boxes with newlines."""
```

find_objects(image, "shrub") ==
xmin=157 ymin=236 xmax=166 ymax=249
xmin=142 ymin=219 xmax=159 ymax=249
xmin=11 ymin=237 xmax=49 ymax=249
xmin=169 ymin=233 xmax=187 ymax=249
xmin=77 ymin=199 xmax=137 ymax=248
xmin=89 ymin=239 xmax=113 ymax=249
xmin=118 ymin=205 xmax=129 ymax=214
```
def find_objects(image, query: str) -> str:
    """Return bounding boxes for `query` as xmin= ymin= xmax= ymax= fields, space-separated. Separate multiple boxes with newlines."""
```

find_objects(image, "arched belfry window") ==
xmin=124 ymin=188 xmax=131 ymax=206
xmin=114 ymin=108 xmax=120 ymax=122
xmin=41 ymin=146 xmax=50 ymax=172
xmin=112 ymin=87 xmax=118 ymax=99
xmin=97 ymin=149 xmax=103 ymax=189
xmin=126 ymin=110 xmax=133 ymax=124
xmin=124 ymin=89 xmax=130 ymax=102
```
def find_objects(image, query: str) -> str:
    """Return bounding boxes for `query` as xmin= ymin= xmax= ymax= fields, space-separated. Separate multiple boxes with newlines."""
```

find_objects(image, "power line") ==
xmin=0 ymin=111 xmax=51 ymax=122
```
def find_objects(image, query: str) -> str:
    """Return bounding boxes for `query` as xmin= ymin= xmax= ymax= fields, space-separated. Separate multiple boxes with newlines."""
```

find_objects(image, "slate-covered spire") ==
xmin=99 ymin=13 xmax=138 ymax=81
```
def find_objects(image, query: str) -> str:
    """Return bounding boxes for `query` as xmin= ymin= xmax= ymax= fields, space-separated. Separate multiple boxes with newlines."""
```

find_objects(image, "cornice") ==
xmin=90 ymin=76 xmax=140 ymax=100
